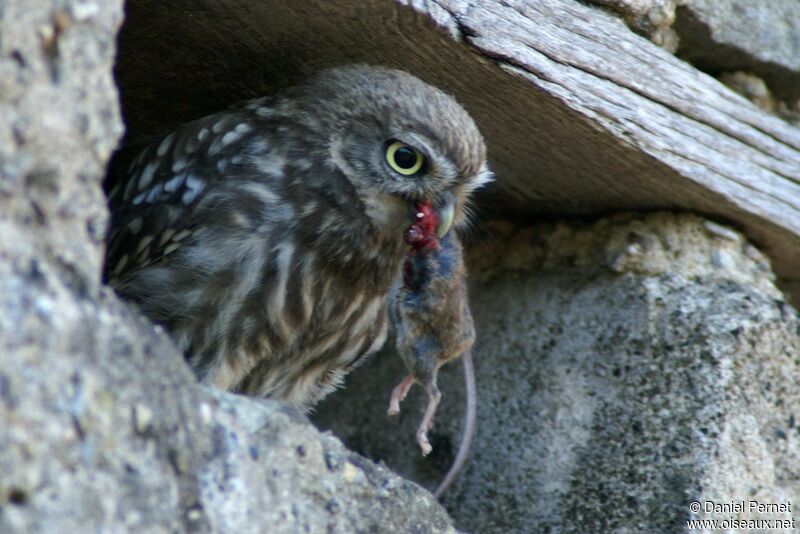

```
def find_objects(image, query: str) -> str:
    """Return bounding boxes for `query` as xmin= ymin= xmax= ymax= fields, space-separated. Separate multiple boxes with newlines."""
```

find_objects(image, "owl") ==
xmin=106 ymin=65 xmax=491 ymax=408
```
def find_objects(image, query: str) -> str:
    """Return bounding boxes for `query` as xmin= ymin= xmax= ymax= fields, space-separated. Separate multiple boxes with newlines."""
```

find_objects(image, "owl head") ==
xmin=292 ymin=65 xmax=492 ymax=239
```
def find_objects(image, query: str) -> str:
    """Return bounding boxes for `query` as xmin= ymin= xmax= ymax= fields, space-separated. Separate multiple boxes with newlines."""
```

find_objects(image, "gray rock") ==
xmin=0 ymin=256 xmax=453 ymax=532
xmin=0 ymin=0 xmax=454 ymax=532
xmin=0 ymin=267 xmax=453 ymax=533
xmin=584 ymin=0 xmax=680 ymax=50
xmin=315 ymin=213 xmax=800 ymax=532
xmin=0 ymin=0 xmax=124 ymax=283
xmin=3 ymin=0 xmax=800 ymax=532
xmin=674 ymin=0 xmax=800 ymax=101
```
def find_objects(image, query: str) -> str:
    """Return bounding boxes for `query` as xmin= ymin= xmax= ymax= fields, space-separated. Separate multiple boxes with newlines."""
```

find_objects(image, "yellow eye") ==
xmin=385 ymin=141 xmax=425 ymax=176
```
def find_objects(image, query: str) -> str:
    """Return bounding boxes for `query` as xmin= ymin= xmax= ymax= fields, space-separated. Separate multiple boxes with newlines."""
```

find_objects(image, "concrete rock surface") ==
xmin=3 ymin=0 xmax=800 ymax=533
xmin=0 ymin=269 xmax=453 ymax=533
xmin=674 ymin=0 xmax=800 ymax=101
xmin=0 ymin=0 xmax=454 ymax=533
xmin=315 ymin=213 xmax=800 ymax=532
xmin=585 ymin=0 xmax=680 ymax=49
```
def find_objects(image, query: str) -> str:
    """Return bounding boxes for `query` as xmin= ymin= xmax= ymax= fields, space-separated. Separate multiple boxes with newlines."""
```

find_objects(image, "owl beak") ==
xmin=436 ymin=200 xmax=455 ymax=238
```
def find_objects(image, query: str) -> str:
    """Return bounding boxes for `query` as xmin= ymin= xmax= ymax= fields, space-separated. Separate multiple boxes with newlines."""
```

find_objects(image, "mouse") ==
xmin=388 ymin=200 xmax=477 ymax=498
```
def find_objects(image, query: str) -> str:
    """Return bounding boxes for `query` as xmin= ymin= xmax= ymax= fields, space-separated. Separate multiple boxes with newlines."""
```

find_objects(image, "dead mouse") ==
xmin=388 ymin=200 xmax=477 ymax=498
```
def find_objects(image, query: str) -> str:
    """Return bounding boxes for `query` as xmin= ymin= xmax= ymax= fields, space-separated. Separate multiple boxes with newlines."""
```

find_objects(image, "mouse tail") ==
xmin=433 ymin=349 xmax=476 ymax=499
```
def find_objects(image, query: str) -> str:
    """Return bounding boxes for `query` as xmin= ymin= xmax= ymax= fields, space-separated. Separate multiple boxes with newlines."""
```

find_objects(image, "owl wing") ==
xmin=106 ymin=106 xmax=269 ymax=282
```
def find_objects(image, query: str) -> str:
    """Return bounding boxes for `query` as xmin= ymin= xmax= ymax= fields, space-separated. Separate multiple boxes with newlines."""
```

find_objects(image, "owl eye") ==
xmin=385 ymin=141 xmax=425 ymax=176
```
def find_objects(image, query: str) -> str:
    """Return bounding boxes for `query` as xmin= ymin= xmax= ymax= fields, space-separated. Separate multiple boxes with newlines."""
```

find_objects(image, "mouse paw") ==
xmin=387 ymin=373 xmax=416 ymax=416
xmin=416 ymin=381 xmax=442 ymax=456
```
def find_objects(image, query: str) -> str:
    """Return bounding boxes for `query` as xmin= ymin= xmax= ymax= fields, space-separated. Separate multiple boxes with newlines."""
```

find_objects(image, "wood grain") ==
xmin=115 ymin=0 xmax=800 ymax=300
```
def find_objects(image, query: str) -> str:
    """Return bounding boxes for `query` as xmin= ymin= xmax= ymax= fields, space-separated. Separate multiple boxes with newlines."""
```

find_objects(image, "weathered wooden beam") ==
xmin=116 ymin=0 xmax=800 ymax=299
